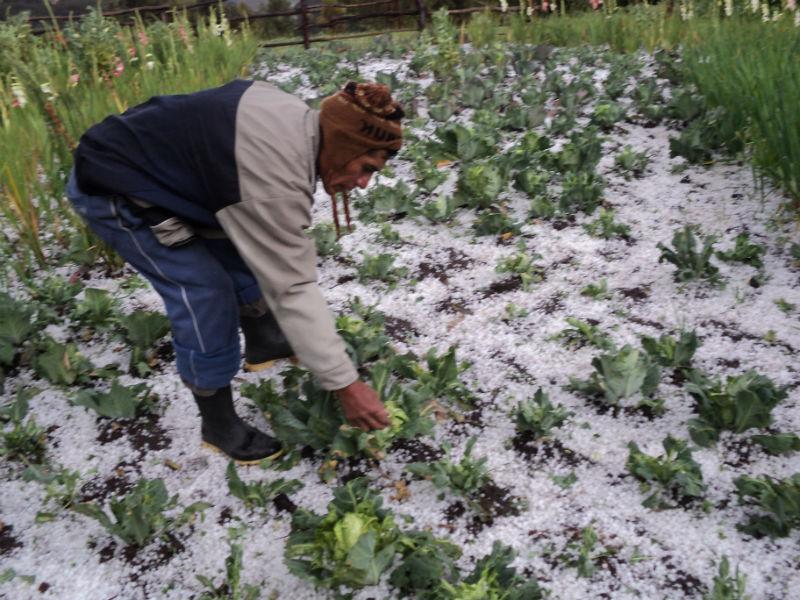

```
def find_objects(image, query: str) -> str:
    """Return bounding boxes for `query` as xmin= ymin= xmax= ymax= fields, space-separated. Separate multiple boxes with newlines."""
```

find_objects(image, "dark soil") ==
xmin=0 ymin=523 xmax=22 ymax=556
xmin=416 ymin=260 xmax=450 ymax=285
xmin=662 ymin=556 xmax=705 ymax=597
xmin=701 ymin=319 xmax=796 ymax=354
xmin=336 ymin=274 xmax=356 ymax=285
xmin=273 ymin=493 xmax=298 ymax=514
xmin=481 ymin=276 xmax=523 ymax=298
xmin=97 ymin=412 xmax=171 ymax=459
xmin=723 ymin=436 xmax=759 ymax=469
xmin=444 ymin=500 xmax=466 ymax=522
xmin=443 ymin=248 xmax=473 ymax=271
xmin=627 ymin=315 xmax=664 ymax=330
xmin=38 ymin=582 xmax=50 ymax=593
xmin=551 ymin=216 xmax=576 ymax=230
xmin=512 ymin=434 xmax=588 ymax=468
xmin=435 ymin=297 xmax=473 ymax=315
xmin=716 ymin=358 xmax=741 ymax=369
xmin=124 ymin=532 xmax=186 ymax=580
xmin=390 ymin=438 xmax=445 ymax=463
xmin=536 ymin=293 xmax=565 ymax=315
xmin=217 ymin=506 xmax=234 ymax=525
xmin=79 ymin=460 xmax=139 ymax=504
xmin=383 ymin=315 xmax=418 ymax=342
xmin=619 ymin=285 xmax=650 ymax=302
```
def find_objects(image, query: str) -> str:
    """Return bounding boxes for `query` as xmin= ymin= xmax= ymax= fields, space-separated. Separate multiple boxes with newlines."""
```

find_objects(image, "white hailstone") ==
xmin=724 ymin=0 xmax=734 ymax=16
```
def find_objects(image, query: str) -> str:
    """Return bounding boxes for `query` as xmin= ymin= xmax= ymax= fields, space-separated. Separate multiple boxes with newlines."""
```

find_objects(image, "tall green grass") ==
xmin=682 ymin=21 xmax=800 ymax=207
xmin=0 ymin=8 xmax=259 ymax=272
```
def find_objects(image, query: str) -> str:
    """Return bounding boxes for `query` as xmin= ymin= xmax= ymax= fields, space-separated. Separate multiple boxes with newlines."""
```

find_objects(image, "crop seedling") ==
xmin=0 ymin=294 xmax=36 ymax=387
xmin=626 ymin=436 xmax=706 ymax=509
xmin=226 ymin=462 xmax=302 ymax=512
xmin=33 ymin=338 xmax=96 ymax=386
xmin=456 ymin=162 xmax=506 ymax=210
xmin=121 ymin=310 xmax=171 ymax=377
xmin=545 ymin=525 xmax=615 ymax=579
xmin=553 ymin=128 xmax=604 ymax=174
xmin=640 ymin=329 xmax=699 ymax=370
xmin=580 ymin=279 xmax=611 ymax=300
xmin=560 ymin=171 xmax=605 ymax=215
xmin=388 ymin=530 xmax=462 ymax=598
xmin=734 ymin=474 xmax=800 ymax=538
xmin=750 ymin=432 xmax=800 ymax=455
xmin=774 ymin=298 xmax=796 ymax=314
xmin=582 ymin=208 xmax=631 ymax=241
xmin=435 ymin=541 xmax=546 ymax=599
xmin=285 ymin=477 xmax=408 ymax=589
xmin=552 ymin=318 xmax=615 ymax=351
xmin=72 ymin=288 xmax=119 ymax=329
xmin=73 ymin=478 xmax=209 ymax=547
xmin=472 ymin=209 xmax=520 ymax=238
xmin=197 ymin=528 xmax=260 ymax=600
xmin=308 ymin=222 xmax=342 ymax=257
xmin=72 ymin=380 xmax=155 ymax=420
xmin=704 ymin=556 xmax=750 ymax=600
xmin=428 ymin=123 xmax=496 ymax=163
xmin=356 ymin=253 xmax=408 ymax=287
xmin=1 ymin=415 xmax=47 ymax=464
xmin=353 ymin=181 xmax=419 ymax=224
xmin=22 ymin=463 xmax=83 ymax=522
xmin=413 ymin=160 xmax=448 ymax=194
xmin=407 ymin=436 xmax=492 ymax=509
xmin=336 ymin=299 xmax=395 ymax=366
xmin=667 ymin=86 xmax=704 ymax=123
xmin=514 ymin=169 xmax=549 ymax=199
xmin=715 ymin=233 xmax=765 ymax=269
xmin=495 ymin=241 xmax=545 ymax=291
xmin=657 ymin=225 xmax=721 ymax=284
xmin=685 ymin=369 xmax=788 ymax=447
xmin=591 ymin=102 xmax=626 ymax=131
xmin=569 ymin=345 xmax=661 ymax=409
xmin=377 ymin=223 xmax=402 ymax=245
xmin=512 ymin=388 xmax=572 ymax=441
xmin=614 ymin=146 xmax=650 ymax=180
xmin=668 ymin=110 xmax=726 ymax=164
xmin=421 ymin=194 xmax=458 ymax=224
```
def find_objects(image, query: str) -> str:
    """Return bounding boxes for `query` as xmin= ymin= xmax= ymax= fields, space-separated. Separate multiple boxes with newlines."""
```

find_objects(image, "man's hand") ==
xmin=335 ymin=379 xmax=390 ymax=431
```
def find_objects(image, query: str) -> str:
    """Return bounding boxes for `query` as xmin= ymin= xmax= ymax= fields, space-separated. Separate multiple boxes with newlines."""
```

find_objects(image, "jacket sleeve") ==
xmin=215 ymin=194 xmax=358 ymax=391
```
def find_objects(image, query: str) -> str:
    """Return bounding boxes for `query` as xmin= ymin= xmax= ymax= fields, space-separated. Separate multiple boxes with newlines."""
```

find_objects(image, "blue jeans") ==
xmin=67 ymin=172 xmax=261 ymax=389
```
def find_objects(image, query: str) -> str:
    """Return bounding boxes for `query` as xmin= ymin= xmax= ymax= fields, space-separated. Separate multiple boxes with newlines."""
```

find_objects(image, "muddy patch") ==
xmin=383 ymin=315 xmax=418 ymax=342
xmin=435 ymin=297 xmax=473 ymax=315
xmin=482 ymin=276 xmax=523 ymax=298
xmin=79 ymin=460 xmax=139 ymax=504
xmin=619 ymin=285 xmax=650 ymax=302
xmin=391 ymin=438 xmax=445 ymax=463
xmin=0 ymin=523 xmax=22 ymax=556
xmin=512 ymin=434 xmax=588 ymax=468
xmin=535 ymin=293 xmax=565 ymax=315
xmin=124 ymin=532 xmax=187 ymax=581
xmin=416 ymin=261 xmax=449 ymax=285
xmin=97 ymin=413 xmax=171 ymax=458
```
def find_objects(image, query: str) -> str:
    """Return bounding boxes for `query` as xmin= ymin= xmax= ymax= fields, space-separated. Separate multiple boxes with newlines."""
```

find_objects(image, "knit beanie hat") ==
xmin=318 ymin=81 xmax=404 ymax=184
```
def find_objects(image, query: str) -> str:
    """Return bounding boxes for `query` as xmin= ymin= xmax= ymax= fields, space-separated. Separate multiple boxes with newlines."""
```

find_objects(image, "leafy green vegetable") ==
xmin=657 ymin=225 xmax=721 ymax=284
xmin=685 ymin=369 xmax=788 ymax=447
xmin=72 ymin=380 xmax=154 ymax=419
xmin=472 ymin=209 xmax=520 ymax=237
xmin=0 ymin=293 xmax=35 ymax=370
xmin=715 ymin=233 xmax=765 ymax=269
xmin=72 ymin=478 xmax=209 ymax=547
xmin=226 ymin=462 xmax=302 ymax=512
xmin=336 ymin=299 xmax=395 ymax=366
xmin=514 ymin=169 xmax=549 ymax=198
xmin=614 ymin=145 xmax=649 ymax=179
xmin=569 ymin=345 xmax=661 ymax=407
xmin=308 ymin=222 xmax=342 ymax=257
xmin=704 ymin=556 xmax=750 ymax=600
xmin=559 ymin=170 xmax=604 ymax=214
xmin=407 ymin=436 xmax=489 ymax=499
xmin=457 ymin=162 xmax=506 ymax=209
xmin=429 ymin=123 xmax=496 ymax=163
xmin=750 ymin=432 xmax=800 ymax=455
xmin=353 ymin=181 xmax=419 ymax=223
xmin=120 ymin=310 xmax=171 ymax=377
xmin=1 ymin=417 xmax=47 ymax=463
xmin=285 ymin=478 xmax=401 ymax=589
xmin=582 ymin=208 xmax=631 ymax=240
xmin=72 ymin=288 xmax=119 ymax=328
xmin=626 ymin=436 xmax=706 ymax=509
xmin=495 ymin=241 xmax=545 ymax=291
xmin=22 ymin=463 xmax=83 ymax=521
xmin=512 ymin=388 xmax=571 ymax=441
xmin=389 ymin=530 xmax=462 ymax=598
xmin=591 ymin=101 xmax=626 ymax=131
xmin=734 ymin=473 xmax=800 ymax=538
xmin=197 ymin=529 xmax=260 ymax=600
xmin=33 ymin=338 xmax=95 ymax=386
xmin=640 ymin=329 xmax=698 ymax=370
xmin=552 ymin=317 xmax=615 ymax=351
xmin=421 ymin=194 xmax=458 ymax=223
xmin=356 ymin=253 xmax=408 ymax=286
xmin=580 ymin=279 xmax=611 ymax=300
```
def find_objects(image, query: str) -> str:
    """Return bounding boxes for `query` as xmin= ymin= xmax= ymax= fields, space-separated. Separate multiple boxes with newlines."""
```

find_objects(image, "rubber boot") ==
xmin=240 ymin=308 xmax=295 ymax=372
xmin=192 ymin=385 xmax=282 ymax=464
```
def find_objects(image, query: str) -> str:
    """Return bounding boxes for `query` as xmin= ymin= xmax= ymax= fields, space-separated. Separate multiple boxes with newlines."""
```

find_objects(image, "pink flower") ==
xmin=589 ymin=0 xmax=603 ymax=8
xmin=178 ymin=25 xmax=188 ymax=43
xmin=542 ymin=1 xmax=549 ymax=11
xmin=138 ymin=31 xmax=149 ymax=46
xmin=113 ymin=58 xmax=125 ymax=78
xmin=69 ymin=73 xmax=80 ymax=86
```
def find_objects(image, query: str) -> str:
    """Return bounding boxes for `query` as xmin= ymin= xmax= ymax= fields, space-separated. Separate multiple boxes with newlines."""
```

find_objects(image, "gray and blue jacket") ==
xmin=74 ymin=79 xmax=358 ymax=390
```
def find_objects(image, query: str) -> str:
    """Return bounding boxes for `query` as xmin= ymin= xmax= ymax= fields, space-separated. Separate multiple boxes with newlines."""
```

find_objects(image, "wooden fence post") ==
xmin=300 ymin=0 xmax=310 ymax=49
xmin=415 ymin=0 xmax=426 ymax=30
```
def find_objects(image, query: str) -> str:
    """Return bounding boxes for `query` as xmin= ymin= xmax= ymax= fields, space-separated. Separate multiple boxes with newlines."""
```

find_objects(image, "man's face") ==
xmin=323 ymin=151 xmax=388 ymax=195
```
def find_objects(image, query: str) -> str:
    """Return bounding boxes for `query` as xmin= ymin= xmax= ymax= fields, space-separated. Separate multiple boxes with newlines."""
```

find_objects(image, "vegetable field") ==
xmin=2 ymin=9 xmax=800 ymax=600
